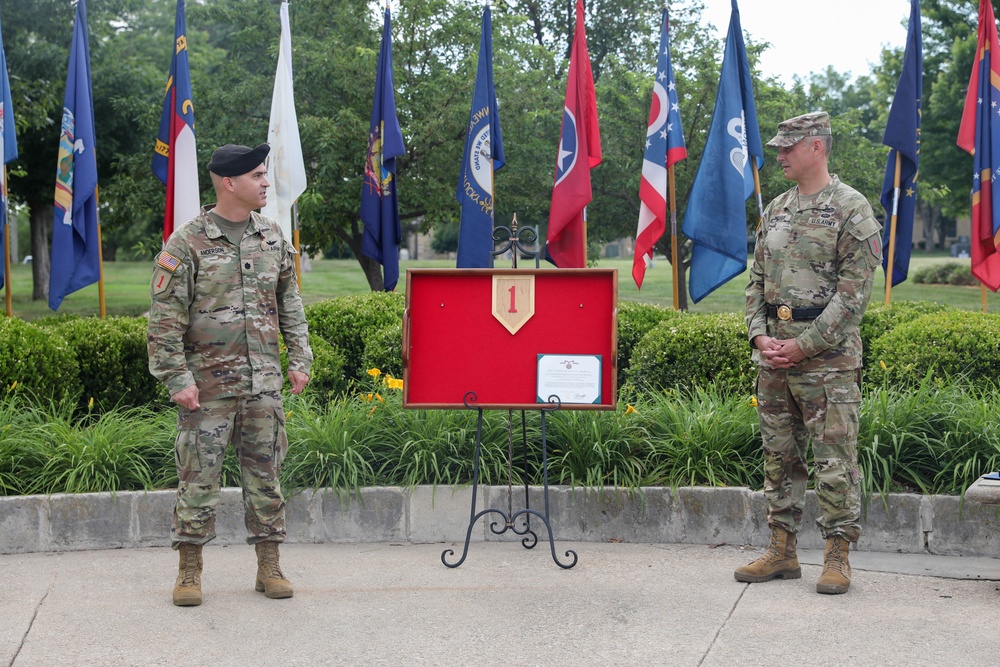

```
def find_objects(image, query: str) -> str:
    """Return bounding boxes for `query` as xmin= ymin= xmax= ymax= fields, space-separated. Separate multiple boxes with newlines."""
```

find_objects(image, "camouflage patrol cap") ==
xmin=766 ymin=111 xmax=832 ymax=148
xmin=208 ymin=143 xmax=270 ymax=177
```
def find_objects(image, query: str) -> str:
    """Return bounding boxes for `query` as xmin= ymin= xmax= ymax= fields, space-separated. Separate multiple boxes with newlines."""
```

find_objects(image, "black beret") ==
xmin=207 ymin=143 xmax=270 ymax=177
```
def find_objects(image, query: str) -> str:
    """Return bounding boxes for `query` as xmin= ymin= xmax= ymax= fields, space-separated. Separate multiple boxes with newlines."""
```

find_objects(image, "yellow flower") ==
xmin=879 ymin=360 xmax=887 ymax=370
xmin=375 ymin=392 xmax=383 ymax=402
xmin=8 ymin=381 xmax=16 ymax=392
xmin=625 ymin=404 xmax=637 ymax=415
xmin=286 ymin=410 xmax=293 ymax=420
xmin=387 ymin=377 xmax=404 ymax=390
xmin=88 ymin=397 xmax=94 ymax=409
xmin=750 ymin=396 xmax=758 ymax=407
xmin=367 ymin=368 xmax=382 ymax=378
xmin=369 ymin=405 xmax=378 ymax=415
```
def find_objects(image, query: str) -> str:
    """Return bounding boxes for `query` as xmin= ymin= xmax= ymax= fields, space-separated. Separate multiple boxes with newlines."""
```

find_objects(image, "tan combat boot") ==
xmin=255 ymin=541 xmax=293 ymax=599
xmin=734 ymin=526 xmax=802 ymax=583
xmin=816 ymin=535 xmax=852 ymax=594
xmin=172 ymin=542 xmax=203 ymax=606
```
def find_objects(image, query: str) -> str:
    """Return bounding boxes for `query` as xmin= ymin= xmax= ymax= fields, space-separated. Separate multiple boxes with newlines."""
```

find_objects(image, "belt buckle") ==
xmin=776 ymin=305 xmax=793 ymax=321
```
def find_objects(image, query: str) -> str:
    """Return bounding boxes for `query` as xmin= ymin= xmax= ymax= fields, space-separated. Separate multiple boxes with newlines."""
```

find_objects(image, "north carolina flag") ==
xmin=0 ymin=12 xmax=18 ymax=291
xmin=261 ymin=0 xmax=307 ymax=242
xmin=633 ymin=8 xmax=686 ymax=290
xmin=49 ymin=0 xmax=100 ymax=311
xmin=152 ymin=0 xmax=200 ymax=241
xmin=546 ymin=0 xmax=601 ymax=268
xmin=958 ymin=0 xmax=1000 ymax=291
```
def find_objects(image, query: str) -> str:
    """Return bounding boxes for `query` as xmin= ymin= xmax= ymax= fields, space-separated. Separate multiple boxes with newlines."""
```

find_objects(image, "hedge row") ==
xmin=1 ymin=297 xmax=993 ymax=413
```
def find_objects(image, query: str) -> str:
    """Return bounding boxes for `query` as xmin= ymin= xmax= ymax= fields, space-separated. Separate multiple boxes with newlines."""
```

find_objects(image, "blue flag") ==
xmin=360 ymin=8 xmax=405 ymax=292
xmin=880 ymin=0 xmax=921 ymax=288
xmin=681 ymin=0 xmax=762 ymax=303
xmin=0 ymin=13 xmax=19 ymax=292
xmin=456 ymin=4 xmax=505 ymax=269
xmin=49 ymin=0 xmax=100 ymax=311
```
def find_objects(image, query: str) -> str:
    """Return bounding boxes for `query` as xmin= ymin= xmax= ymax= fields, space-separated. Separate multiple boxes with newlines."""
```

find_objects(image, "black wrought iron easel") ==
xmin=440 ymin=215 xmax=578 ymax=570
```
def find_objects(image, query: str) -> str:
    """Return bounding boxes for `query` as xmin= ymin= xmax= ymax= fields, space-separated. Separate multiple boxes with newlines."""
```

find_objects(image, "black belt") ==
xmin=765 ymin=304 xmax=824 ymax=321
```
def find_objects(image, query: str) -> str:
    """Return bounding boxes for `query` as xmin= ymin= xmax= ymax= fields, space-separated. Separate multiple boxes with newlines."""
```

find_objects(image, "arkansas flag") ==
xmin=633 ymin=8 xmax=686 ymax=290
xmin=546 ymin=0 xmax=601 ymax=268
xmin=152 ymin=0 xmax=200 ymax=241
xmin=958 ymin=0 xmax=1000 ymax=291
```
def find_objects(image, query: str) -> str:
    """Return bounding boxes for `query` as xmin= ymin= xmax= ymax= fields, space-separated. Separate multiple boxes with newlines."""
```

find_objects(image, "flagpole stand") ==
xmin=441 ymin=393 xmax=577 ymax=570
xmin=441 ymin=217 xmax=577 ymax=569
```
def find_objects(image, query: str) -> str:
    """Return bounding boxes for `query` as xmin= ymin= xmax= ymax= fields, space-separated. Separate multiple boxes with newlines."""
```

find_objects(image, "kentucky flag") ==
xmin=546 ymin=0 xmax=602 ymax=268
xmin=681 ymin=0 xmax=762 ymax=303
xmin=880 ymin=0 xmax=921 ymax=287
xmin=0 ymin=13 xmax=18 ymax=291
xmin=152 ymin=0 xmax=200 ymax=241
xmin=49 ymin=0 xmax=100 ymax=311
xmin=633 ymin=7 xmax=686 ymax=290
xmin=360 ymin=8 xmax=405 ymax=292
xmin=456 ymin=4 xmax=505 ymax=269
xmin=958 ymin=0 xmax=1000 ymax=291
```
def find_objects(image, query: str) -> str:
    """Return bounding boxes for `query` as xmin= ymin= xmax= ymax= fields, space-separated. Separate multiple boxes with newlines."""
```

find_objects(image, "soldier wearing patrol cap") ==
xmin=736 ymin=111 xmax=882 ymax=595
xmin=147 ymin=143 xmax=313 ymax=606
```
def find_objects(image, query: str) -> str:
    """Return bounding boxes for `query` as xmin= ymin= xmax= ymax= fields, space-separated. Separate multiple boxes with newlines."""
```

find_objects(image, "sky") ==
xmin=697 ymin=0 xmax=915 ymax=85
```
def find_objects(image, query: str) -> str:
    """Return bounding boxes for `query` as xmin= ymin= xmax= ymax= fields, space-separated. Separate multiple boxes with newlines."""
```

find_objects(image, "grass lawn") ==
xmin=4 ymin=253 xmax=996 ymax=321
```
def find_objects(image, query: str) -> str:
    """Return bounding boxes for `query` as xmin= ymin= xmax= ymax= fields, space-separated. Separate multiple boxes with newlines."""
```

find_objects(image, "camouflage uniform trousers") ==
xmin=756 ymin=366 xmax=863 ymax=542
xmin=171 ymin=390 xmax=288 ymax=549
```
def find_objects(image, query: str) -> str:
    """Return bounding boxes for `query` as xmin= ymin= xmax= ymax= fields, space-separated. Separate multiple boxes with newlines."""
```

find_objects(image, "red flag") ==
xmin=546 ymin=0 xmax=601 ymax=268
xmin=958 ymin=0 xmax=1000 ymax=291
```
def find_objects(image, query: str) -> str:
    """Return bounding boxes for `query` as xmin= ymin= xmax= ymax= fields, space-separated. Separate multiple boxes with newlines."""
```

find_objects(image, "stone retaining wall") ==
xmin=1 ymin=486 xmax=998 ymax=557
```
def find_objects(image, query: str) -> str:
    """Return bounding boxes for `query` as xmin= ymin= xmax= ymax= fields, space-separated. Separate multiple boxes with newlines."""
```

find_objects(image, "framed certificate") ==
xmin=536 ymin=354 xmax=602 ymax=404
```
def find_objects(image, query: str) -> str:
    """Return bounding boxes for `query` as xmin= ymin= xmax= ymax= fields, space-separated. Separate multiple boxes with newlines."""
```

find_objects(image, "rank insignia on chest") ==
xmin=156 ymin=252 xmax=181 ymax=272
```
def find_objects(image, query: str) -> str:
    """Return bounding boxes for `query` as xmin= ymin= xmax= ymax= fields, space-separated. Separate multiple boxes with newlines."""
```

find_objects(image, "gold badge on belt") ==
xmin=776 ymin=305 xmax=793 ymax=321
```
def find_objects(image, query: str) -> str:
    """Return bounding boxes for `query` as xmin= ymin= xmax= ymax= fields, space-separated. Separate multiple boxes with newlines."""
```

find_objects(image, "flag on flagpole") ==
xmin=360 ymin=8 xmax=405 ymax=291
xmin=681 ymin=0 xmax=762 ymax=303
xmin=633 ymin=7 xmax=686 ymax=290
xmin=546 ymin=0 xmax=602 ymax=268
xmin=880 ymin=0 xmax=921 ymax=288
xmin=958 ymin=0 xmax=1000 ymax=291
xmin=261 ymin=0 xmax=306 ymax=243
xmin=49 ymin=0 xmax=100 ymax=311
xmin=152 ymin=0 xmax=199 ymax=241
xmin=456 ymin=4 xmax=505 ymax=269
xmin=0 ymin=13 xmax=19 ymax=291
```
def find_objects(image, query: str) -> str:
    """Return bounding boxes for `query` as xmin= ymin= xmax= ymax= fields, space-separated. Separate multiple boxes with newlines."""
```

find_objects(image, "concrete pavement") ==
xmin=3 ymin=540 xmax=999 ymax=666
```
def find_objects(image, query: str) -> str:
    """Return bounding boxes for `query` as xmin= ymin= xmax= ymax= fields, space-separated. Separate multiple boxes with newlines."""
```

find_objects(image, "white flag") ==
xmin=262 ymin=1 xmax=307 ymax=242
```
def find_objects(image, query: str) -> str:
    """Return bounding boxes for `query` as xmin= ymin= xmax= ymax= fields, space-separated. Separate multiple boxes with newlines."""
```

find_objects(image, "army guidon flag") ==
xmin=49 ymin=0 xmax=101 ymax=312
xmin=633 ymin=7 xmax=686 ymax=291
xmin=0 ymin=10 xmax=18 ymax=292
xmin=958 ymin=0 xmax=1000 ymax=291
xmin=456 ymin=3 xmax=505 ymax=269
xmin=152 ymin=0 xmax=200 ymax=241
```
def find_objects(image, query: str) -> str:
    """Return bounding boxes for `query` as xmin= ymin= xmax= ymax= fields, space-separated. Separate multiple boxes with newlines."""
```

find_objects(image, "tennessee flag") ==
xmin=546 ymin=0 xmax=601 ymax=268
xmin=633 ymin=8 xmax=686 ymax=290
xmin=958 ymin=0 xmax=1000 ymax=291
xmin=152 ymin=0 xmax=200 ymax=241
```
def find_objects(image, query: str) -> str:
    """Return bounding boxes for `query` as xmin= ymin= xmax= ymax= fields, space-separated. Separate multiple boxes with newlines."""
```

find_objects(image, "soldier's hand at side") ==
xmin=171 ymin=385 xmax=201 ymax=411
xmin=288 ymin=370 xmax=309 ymax=395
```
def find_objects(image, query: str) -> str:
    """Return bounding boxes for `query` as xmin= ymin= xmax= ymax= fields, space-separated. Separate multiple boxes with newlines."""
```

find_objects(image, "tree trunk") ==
xmin=337 ymin=227 xmax=385 ymax=292
xmin=29 ymin=202 xmax=52 ymax=302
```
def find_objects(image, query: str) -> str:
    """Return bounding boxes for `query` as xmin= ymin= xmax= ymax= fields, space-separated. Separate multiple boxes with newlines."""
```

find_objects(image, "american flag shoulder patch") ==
xmin=156 ymin=252 xmax=181 ymax=272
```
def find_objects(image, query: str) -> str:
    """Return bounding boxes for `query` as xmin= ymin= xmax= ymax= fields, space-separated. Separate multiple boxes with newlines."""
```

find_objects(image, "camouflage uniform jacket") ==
xmin=147 ymin=205 xmax=313 ymax=400
xmin=745 ymin=175 xmax=882 ymax=372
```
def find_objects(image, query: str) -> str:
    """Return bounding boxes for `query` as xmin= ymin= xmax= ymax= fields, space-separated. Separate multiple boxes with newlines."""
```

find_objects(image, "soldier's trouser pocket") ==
xmin=175 ymin=408 xmax=203 ymax=477
xmin=821 ymin=381 xmax=861 ymax=447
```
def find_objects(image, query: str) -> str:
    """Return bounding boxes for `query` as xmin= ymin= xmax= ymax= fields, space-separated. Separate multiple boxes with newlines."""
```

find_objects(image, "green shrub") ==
xmin=860 ymin=300 xmax=956 ymax=370
xmin=281 ymin=334 xmax=348 ymax=406
xmin=51 ymin=316 xmax=164 ymax=411
xmin=360 ymin=323 xmax=403 ymax=379
xmin=304 ymin=292 xmax=405 ymax=383
xmin=616 ymin=301 xmax=683 ymax=388
xmin=626 ymin=312 xmax=755 ymax=396
xmin=867 ymin=310 xmax=1000 ymax=387
xmin=0 ymin=318 xmax=80 ymax=402
xmin=911 ymin=262 xmax=977 ymax=286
